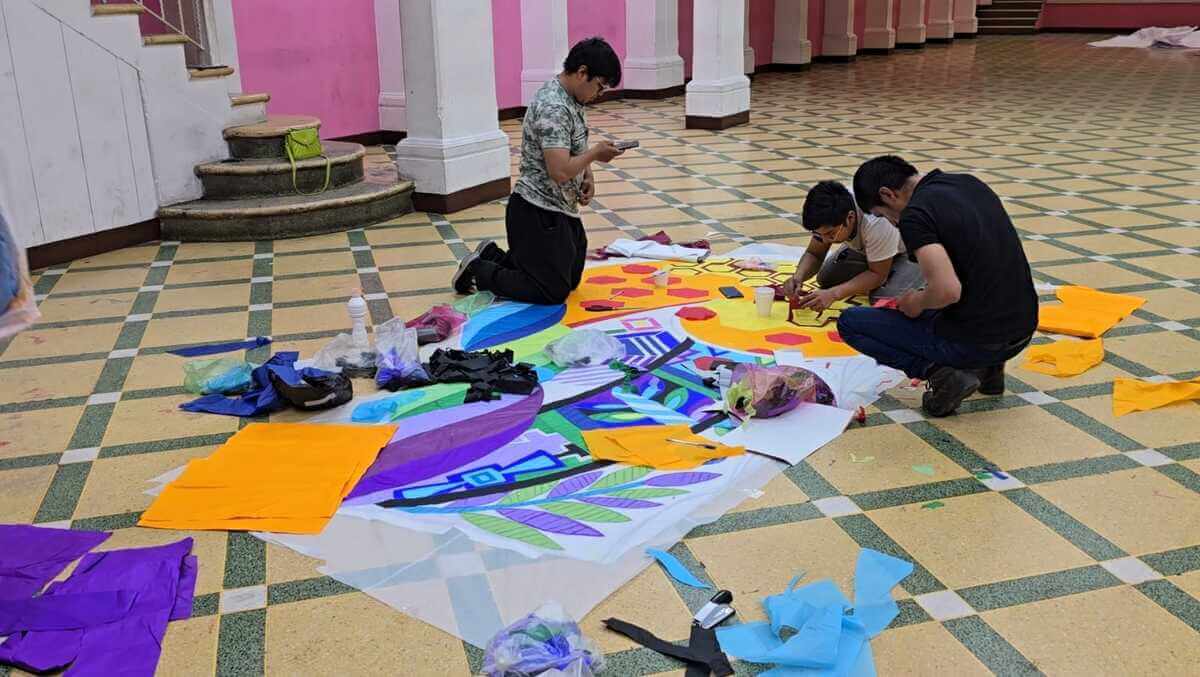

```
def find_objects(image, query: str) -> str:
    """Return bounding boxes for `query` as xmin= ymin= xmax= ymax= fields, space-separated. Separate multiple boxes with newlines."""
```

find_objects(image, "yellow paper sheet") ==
xmin=1022 ymin=338 xmax=1104 ymax=377
xmin=1037 ymin=286 xmax=1145 ymax=339
xmin=582 ymin=424 xmax=745 ymax=469
xmin=1113 ymin=377 xmax=1200 ymax=417
xmin=139 ymin=423 xmax=396 ymax=534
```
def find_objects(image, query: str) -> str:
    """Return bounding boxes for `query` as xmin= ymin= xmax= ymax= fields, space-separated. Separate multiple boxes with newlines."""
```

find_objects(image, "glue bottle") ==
xmin=347 ymin=288 xmax=370 ymax=349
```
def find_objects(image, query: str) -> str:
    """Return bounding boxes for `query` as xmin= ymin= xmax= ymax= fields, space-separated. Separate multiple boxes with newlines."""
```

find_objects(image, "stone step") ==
xmin=984 ymin=0 xmax=1043 ymax=7
xmin=160 ymin=179 xmax=414 ymax=241
xmin=979 ymin=26 xmax=1037 ymax=34
xmin=223 ymin=115 xmax=322 ymax=160
xmin=195 ymin=141 xmax=366 ymax=198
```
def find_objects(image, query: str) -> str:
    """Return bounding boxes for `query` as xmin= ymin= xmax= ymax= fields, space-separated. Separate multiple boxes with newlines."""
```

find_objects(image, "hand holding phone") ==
xmin=613 ymin=140 xmax=640 ymax=151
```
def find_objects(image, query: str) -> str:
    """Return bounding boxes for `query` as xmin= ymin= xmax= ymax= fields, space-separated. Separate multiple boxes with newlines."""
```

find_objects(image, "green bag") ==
xmin=283 ymin=128 xmax=331 ymax=195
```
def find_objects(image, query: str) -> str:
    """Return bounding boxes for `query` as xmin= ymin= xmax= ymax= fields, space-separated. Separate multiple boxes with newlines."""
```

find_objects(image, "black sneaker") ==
xmin=974 ymin=365 xmax=1005 ymax=396
xmin=922 ymin=366 xmax=981 ymax=417
xmin=478 ymin=240 xmax=505 ymax=263
xmin=451 ymin=242 xmax=487 ymax=295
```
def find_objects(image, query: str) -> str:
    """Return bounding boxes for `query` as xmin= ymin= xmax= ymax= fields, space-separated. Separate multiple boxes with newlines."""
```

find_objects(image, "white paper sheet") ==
xmin=718 ymin=403 xmax=854 ymax=465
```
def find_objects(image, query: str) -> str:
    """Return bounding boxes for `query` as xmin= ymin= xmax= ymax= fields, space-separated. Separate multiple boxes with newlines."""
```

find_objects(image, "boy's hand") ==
xmin=579 ymin=175 xmax=595 ymax=205
xmin=798 ymin=288 xmax=839 ymax=312
xmin=591 ymin=141 xmax=623 ymax=163
xmin=781 ymin=276 xmax=803 ymax=299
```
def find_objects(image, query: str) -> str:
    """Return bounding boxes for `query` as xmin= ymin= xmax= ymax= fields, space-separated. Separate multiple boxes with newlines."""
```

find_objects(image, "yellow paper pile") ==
xmin=1022 ymin=338 xmax=1105 ymax=377
xmin=582 ymin=424 xmax=744 ymax=469
xmin=1037 ymin=286 xmax=1145 ymax=339
xmin=1113 ymin=377 xmax=1200 ymax=416
xmin=139 ymin=422 xmax=396 ymax=534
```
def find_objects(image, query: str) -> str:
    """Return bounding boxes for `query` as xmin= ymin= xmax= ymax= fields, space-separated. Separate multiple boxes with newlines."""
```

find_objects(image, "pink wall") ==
xmin=493 ymin=0 xmax=523 ymax=110
xmin=750 ymin=0 xmax=776 ymax=65
xmin=811 ymin=0 xmax=826 ymax=55
xmin=855 ymin=0 xmax=868 ymax=40
xmin=893 ymin=0 xmax=903 ymax=29
xmin=232 ymin=0 xmax=380 ymax=138
xmin=1039 ymin=3 xmax=1200 ymax=29
xmin=569 ymin=0 xmax=628 ymax=91
xmin=679 ymin=0 xmax=695 ymax=77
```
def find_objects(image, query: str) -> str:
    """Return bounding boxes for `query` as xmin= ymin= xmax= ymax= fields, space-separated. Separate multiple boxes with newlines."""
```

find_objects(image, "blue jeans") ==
xmin=837 ymin=307 xmax=1029 ymax=379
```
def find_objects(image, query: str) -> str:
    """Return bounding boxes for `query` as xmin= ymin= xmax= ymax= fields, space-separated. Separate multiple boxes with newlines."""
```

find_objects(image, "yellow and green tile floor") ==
xmin=3 ymin=34 xmax=1199 ymax=675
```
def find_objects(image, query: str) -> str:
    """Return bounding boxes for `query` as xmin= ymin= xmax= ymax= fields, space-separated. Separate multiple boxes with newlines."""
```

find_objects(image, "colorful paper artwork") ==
xmin=677 ymin=298 xmax=860 ymax=357
xmin=563 ymin=263 xmax=749 ymax=326
xmin=461 ymin=301 xmax=567 ymax=350
xmin=671 ymin=257 xmax=798 ymax=288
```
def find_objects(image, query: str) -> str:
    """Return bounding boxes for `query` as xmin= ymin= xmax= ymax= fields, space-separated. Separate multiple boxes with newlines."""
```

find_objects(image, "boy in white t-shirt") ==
xmin=781 ymin=180 xmax=924 ymax=311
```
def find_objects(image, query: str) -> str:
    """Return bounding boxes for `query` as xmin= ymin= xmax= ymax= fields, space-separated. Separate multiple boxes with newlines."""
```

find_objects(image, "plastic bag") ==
xmin=481 ymin=602 xmax=602 ymax=677
xmin=0 ymin=208 xmax=39 ymax=340
xmin=374 ymin=318 xmax=433 ymax=390
xmin=725 ymin=363 xmax=835 ymax=421
xmin=268 ymin=368 xmax=353 ymax=411
xmin=544 ymin=330 xmax=625 ymax=368
xmin=310 ymin=333 xmax=376 ymax=377
xmin=182 ymin=357 xmax=254 ymax=395
xmin=453 ymin=291 xmax=495 ymax=317
xmin=350 ymin=390 xmax=426 ymax=423
xmin=406 ymin=304 xmax=467 ymax=345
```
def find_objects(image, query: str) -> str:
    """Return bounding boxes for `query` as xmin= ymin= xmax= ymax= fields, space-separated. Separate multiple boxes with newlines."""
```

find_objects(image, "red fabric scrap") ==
xmin=873 ymin=297 xmax=900 ymax=309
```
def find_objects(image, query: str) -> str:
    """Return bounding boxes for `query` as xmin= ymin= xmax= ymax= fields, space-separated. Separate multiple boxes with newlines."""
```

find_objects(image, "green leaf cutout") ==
xmin=591 ymin=466 xmax=653 ymax=490
xmin=461 ymin=513 xmax=563 ymax=550
xmin=607 ymin=488 xmax=688 ymax=499
xmin=540 ymin=501 xmax=631 ymax=523
xmin=498 ymin=480 xmax=557 ymax=505
xmin=663 ymin=387 xmax=688 ymax=411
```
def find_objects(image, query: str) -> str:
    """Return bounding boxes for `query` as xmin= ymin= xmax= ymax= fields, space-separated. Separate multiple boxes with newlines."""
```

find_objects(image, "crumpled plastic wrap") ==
xmin=310 ymin=334 xmax=376 ymax=377
xmin=724 ymin=363 xmax=835 ymax=421
xmin=543 ymin=330 xmax=625 ymax=368
xmin=481 ymin=602 xmax=603 ymax=677
xmin=406 ymin=304 xmax=467 ymax=345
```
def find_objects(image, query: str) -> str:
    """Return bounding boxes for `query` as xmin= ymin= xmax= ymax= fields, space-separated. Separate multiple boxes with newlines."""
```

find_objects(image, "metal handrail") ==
xmin=97 ymin=0 xmax=209 ymax=57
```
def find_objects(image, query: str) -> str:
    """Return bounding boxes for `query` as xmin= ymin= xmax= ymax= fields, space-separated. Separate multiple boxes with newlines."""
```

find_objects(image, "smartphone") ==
xmin=718 ymin=286 xmax=743 ymax=299
xmin=613 ymin=140 xmax=640 ymax=151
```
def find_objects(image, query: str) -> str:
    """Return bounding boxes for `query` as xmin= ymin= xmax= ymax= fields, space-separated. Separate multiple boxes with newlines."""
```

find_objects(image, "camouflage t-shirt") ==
xmin=514 ymin=78 xmax=588 ymax=217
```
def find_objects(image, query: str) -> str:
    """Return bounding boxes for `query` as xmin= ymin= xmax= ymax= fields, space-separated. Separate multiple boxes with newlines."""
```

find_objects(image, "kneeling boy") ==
xmin=452 ymin=37 xmax=626 ymax=304
xmin=781 ymin=181 xmax=923 ymax=311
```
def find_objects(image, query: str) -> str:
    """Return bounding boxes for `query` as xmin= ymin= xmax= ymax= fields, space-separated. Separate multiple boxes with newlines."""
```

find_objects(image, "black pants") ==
xmin=473 ymin=193 xmax=587 ymax=305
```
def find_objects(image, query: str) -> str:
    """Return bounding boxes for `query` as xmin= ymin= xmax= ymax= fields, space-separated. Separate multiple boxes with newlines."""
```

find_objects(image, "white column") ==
xmin=624 ymin=0 xmax=685 ymax=92
xmin=772 ymin=0 xmax=811 ymax=66
xmin=205 ymin=0 xmax=242 ymax=95
xmin=822 ymin=0 xmax=857 ymax=57
xmin=375 ymin=0 xmax=406 ymax=131
xmin=520 ymin=0 xmax=569 ymax=105
xmin=953 ymin=0 xmax=978 ymax=35
xmin=743 ymin=0 xmax=755 ymax=74
xmin=896 ymin=0 xmax=926 ymax=45
xmin=927 ymin=0 xmax=954 ymax=40
xmin=863 ymin=0 xmax=896 ymax=50
xmin=685 ymin=0 xmax=750 ymax=128
xmin=395 ymin=0 xmax=510 ymax=210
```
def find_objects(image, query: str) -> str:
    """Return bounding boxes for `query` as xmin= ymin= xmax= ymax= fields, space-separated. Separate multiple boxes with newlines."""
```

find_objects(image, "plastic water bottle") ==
xmin=347 ymin=288 xmax=370 ymax=349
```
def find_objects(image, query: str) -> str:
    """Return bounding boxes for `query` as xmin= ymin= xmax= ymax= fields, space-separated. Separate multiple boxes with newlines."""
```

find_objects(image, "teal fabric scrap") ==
xmin=715 ymin=548 xmax=910 ymax=676
xmin=852 ymin=549 xmax=914 ymax=638
xmin=646 ymin=548 xmax=711 ymax=589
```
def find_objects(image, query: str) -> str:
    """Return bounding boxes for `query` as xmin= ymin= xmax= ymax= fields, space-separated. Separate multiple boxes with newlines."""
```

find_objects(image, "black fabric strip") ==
xmin=376 ymin=452 xmax=614 ymax=508
xmin=602 ymin=618 xmax=734 ymax=677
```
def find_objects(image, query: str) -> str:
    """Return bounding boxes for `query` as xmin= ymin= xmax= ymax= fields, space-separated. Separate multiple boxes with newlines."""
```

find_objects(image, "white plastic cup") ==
xmin=754 ymin=286 xmax=774 ymax=318
xmin=651 ymin=270 xmax=669 ymax=288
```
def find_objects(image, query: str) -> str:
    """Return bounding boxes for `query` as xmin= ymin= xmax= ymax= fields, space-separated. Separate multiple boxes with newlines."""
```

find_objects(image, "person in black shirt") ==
xmin=840 ymin=155 xmax=1038 ymax=416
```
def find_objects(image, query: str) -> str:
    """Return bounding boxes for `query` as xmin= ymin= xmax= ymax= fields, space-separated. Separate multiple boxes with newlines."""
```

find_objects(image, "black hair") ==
xmin=801 ymin=181 xmax=857 ymax=232
xmin=852 ymin=155 xmax=918 ymax=213
xmin=563 ymin=37 xmax=622 ymax=88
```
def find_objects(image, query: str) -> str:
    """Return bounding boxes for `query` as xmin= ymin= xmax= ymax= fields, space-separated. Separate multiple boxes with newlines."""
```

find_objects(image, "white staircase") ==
xmin=0 ymin=0 xmax=269 ymax=247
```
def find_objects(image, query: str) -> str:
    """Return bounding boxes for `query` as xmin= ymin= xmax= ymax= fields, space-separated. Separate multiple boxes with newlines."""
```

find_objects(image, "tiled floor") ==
xmin=4 ymin=34 xmax=1200 ymax=675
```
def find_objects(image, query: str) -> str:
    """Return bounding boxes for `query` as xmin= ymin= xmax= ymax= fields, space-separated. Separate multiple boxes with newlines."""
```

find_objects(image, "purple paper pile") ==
xmin=0 ymin=524 xmax=196 ymax=676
